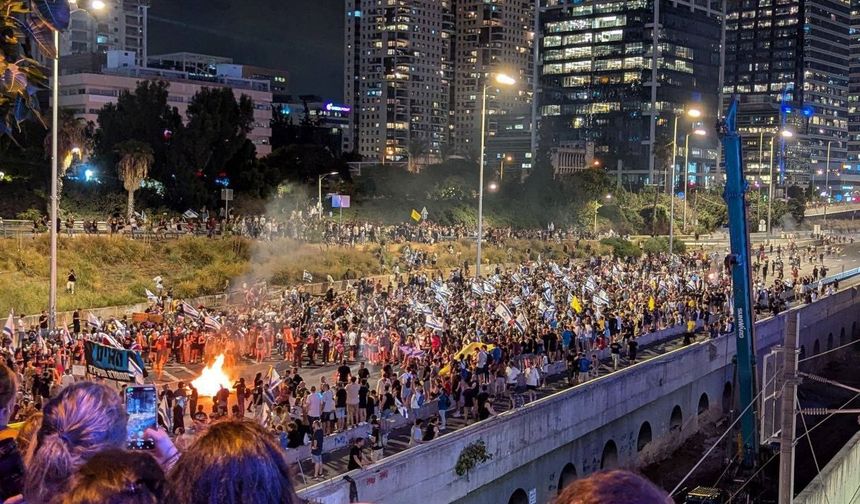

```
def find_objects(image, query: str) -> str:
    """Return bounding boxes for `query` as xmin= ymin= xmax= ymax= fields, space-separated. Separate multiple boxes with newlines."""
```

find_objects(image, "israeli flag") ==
xmin=562 ymin=276 xmax=575 ymax=290
xmin=543 ymin=289 xmax=554 ymax=304
xmin=302 ymin=270 xmax=313 ymax=283
xmin=585 ymin=276 xmax=597 ymax=294
xmin=483 ymin=281 xmax=497 ymax=295
xmin=145 ymin=289 xmax=158 ymax=302
xmin=522 ymin=285 xmax=531 ymax=297
xmin=511 ymin=296 xmax=523 ymax=307
xmin=511 ymin=272 xmax=523 ymax=284
xmin=551 ymin=263 xmax=564 ymax=277
xmin=471 ymin=282 xmax=484 ymax=296
xmin=494 ymin=303 xmax=513 ymax=324
xmin=181 ymin=301 xmax=200 ymax=319
xmin=513 ymin=313 xmax=527 ymax=334
xmin=425 ymin=315 xmax=444 ymax=332
xmin=87 ymin=312 xmax=102 ymax=330
xmin=489 ymin=274 xmax=502 ymax=286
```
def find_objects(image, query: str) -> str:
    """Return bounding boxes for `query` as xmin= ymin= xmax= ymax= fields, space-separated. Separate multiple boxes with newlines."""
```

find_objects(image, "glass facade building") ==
xmin=538 ymin=0 xmax=722 ymax=187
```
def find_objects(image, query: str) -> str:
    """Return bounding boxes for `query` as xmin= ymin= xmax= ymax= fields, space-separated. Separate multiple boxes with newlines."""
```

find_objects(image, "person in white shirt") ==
xmin=409 ymin=419 xmax=424 ymax=446
xmin=305 ymin=386 xmax=322 ymax=424
xmin=524 ymin=363 xmax=540 ymax=403
xmin=321 ymin=384 xmax=336 ymax=434
xmin=505 ymin=363 xmax=521 ymax=409
xmin=59 ymin=369 xmax=75 ymax=389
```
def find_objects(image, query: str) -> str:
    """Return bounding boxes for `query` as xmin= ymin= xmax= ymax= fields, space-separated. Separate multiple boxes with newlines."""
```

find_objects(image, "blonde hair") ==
xmin=24 ymin=382 xmax=127 ymax=504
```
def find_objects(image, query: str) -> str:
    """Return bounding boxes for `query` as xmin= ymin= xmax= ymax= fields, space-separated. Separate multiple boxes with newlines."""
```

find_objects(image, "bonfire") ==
xmin=191 ymin=354 xmax=232 ymax=397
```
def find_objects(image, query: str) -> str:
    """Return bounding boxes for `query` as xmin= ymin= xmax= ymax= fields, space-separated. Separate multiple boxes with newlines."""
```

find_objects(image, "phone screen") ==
xmin=126 ymin=385 xmax=157 ymax=450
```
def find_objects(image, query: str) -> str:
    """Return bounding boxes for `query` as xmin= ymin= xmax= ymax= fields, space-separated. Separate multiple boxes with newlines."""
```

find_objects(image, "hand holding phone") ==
xmin=126 ymin=385 xmax=157 ymax=450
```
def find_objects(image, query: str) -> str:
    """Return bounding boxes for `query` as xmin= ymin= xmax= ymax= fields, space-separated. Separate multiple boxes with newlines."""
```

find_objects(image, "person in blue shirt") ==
xmin=437 ymin=390 xmax=450 ymax=430
xmin=579 ymin=354 xmax=592 ymax=380
xmin=562 ymin=328 xmax=573 ymax=350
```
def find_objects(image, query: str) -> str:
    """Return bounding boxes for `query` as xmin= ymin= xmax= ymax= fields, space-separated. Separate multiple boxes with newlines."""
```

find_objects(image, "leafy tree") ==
xmin=43 ymin=109 xmax=92 ymax=209
xmin=115 ymin=140 xmax=154 ymax=218
xmin=94 ymin=80 xmax=182 ymax=192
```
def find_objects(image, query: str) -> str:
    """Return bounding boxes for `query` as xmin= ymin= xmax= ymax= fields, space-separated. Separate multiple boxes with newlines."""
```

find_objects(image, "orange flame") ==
xmin=191 ymin=354 xmax=232 ymax=397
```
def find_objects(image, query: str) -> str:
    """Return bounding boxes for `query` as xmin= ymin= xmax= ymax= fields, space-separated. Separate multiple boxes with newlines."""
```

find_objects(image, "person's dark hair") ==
xmin=54 ymin=449 xmax=165 ymax=504
xmin=0 ymin=361 xmax=16 ymax=426
xmin=24 ymin=382 xmax=127 ymax=504
xmin=167 ymin=420 xmax=298 ymax=504
xmin=16 ymin=412 xmax=43 ymax=464
xmin=555 ymin=470 xmax=669 ymax=504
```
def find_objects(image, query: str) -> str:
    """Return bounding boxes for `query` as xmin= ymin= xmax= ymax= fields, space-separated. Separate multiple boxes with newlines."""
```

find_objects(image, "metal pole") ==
xmin=823 ymin=141 xmax=831 ymax=225
xmin=317 ymin=175 xmax=323 ymax=211
xmin=758 ymin=131 xmax=764 ymax=177
xmin=669 ymin=115 xmax=678 ymax=256
xmin=529 ymin=0 xmax=540 ymax=164
xmin=777 ymin=312 xmax=799 ymax=504
xmin=767 ymin=137 xmax=774 ymax=236
xmin=49 ymin=28 xmax=59 ymax=331
xmin=476 ymin=83 xmax=487 ymax=279
xmin=683 ymin=134 xmax=690 ymax=232
xmin=670 ymin=115 xmax=679 ymax=194
xmin=647 ymin=0 xmax=660 ymax=185
xmin=500 ymin=158 xmax=504 ymax=182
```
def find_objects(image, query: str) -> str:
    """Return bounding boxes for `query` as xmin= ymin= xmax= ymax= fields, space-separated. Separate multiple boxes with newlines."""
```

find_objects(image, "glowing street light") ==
xmin=477 ymin=72 xmax=516 ymax=278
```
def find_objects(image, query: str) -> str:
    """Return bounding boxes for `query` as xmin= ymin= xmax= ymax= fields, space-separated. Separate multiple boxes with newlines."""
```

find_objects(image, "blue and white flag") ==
xmin=513 ymin=313 xmax=528 ymax=334
xmin=425 ymin=315 xmax=444 ymax=332
xmin=145 ymin=289 xmax=158 ymax=303
xmin=204 ymin=315 xmax=222 ymax=332
xmin=562 ymin=276 xmax=575 ymax=290
xmin=489 ymin=274 xmax=502 ymax=286
xmin=87 ymin=312 xmax=102 ymax=330
xmin=511 ymin=296 xmax=524 ymax=307
xmin=551 ymin=263 xmax=564 ymax=277
xmin=434 ymin=291 xmax=449 ymax=308
xmin=585 ymin=276 xmax=597 ymax=294
xmin=302 ymin=270 xmax=313 ymax=283
xmin=593 ymin=289 xmax=610 ymax=307
xmin=471 ymin=282 xmax=484 ymax=296
xmin=511 ymin=272 xmax=523 ymax=284
xmin=263 ymin=366 xmax=282 ymax=405
xmin=181 ymin=301 xmax=200 ymax=319
xmin=494 ymin=303 xmax=513 ymax=324
xmin=3 ymin=312 xmax=13 ymax=341
xmin=521 ymin=285 xmax=531 ymax=297
xmin=483 ymin=281 xmax=497 ymax=295
xmin=543 ymin=289 xmax=554 ymax=304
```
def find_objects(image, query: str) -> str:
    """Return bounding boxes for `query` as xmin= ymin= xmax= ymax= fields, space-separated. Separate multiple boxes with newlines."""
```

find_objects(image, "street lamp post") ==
xmin=476 ymin=73 xmax=516 ymax=279
xmin=499 ymin=154 xmax=512 ymax=182
xmin=823 ymin=140 xmax=833 ymax=225
xmin=766 ymin=129 xmax=793 ymax=236
xmin=668 ymin=106 xmax=702 ymax=259
xmin=49 ymin=0 xmax=104 ymax=330
xmin=317 ymin=171 xmax=339 ymax=211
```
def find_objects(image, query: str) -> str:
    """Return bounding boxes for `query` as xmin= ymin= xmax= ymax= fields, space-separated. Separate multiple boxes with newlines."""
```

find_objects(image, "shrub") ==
xmin=599 ymin=237 xmax=642 ymax=259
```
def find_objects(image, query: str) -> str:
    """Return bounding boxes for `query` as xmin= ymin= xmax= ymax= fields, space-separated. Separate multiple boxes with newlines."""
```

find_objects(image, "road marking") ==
xmin=161 ymin=370 xmax=180 ymax=382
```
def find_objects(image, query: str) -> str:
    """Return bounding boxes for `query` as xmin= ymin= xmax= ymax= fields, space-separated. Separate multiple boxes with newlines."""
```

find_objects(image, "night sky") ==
xmin=149 ymin=0 xmax=344 ymax=100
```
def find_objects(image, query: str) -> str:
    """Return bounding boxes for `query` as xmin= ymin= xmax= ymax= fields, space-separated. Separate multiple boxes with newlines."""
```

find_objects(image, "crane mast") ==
xmin=719 ymin=96 xmax=760 ymax=467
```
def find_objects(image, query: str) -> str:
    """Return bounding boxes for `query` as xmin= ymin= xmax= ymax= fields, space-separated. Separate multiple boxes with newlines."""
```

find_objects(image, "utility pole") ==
xmin=778 ymin=312 xmax=799 ymax=504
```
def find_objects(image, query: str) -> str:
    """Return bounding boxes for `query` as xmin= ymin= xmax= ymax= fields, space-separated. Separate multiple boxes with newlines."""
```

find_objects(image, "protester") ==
xmin=23 ymin=382 xmax=127 ymax=504
xmin=555 ymin=469 xmax=671 ymax=504
xmin=167 ymin=420 xmax=299 ymax=504
xmin=56 ymin=449 xmax=166 ymax=504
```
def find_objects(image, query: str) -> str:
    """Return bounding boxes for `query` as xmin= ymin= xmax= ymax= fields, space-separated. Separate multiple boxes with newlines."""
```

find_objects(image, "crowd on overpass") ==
xmin=0 ymin=232 xmax=851 ymax=501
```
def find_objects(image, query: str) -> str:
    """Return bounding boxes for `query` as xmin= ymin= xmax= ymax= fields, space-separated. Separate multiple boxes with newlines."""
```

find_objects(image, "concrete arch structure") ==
xmin=698 ymin=393 xmax=710 ymax=415
xmin=637 ymin=422 xmax=653 ymax=452
xmin=558 ymin=463 xmax=577 ymax=495
xmin=508 ymin=488 xmax=528 ymax=504
xmin=601 ymin=440 xmax=618 ymax=469
xmin=670 ymin=405 xmax=683 ymax=431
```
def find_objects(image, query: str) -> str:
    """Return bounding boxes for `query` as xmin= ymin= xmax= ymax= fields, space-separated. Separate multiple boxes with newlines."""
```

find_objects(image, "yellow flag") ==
xmin=411 ymin=209 xmax=421 ymax=222
xmin=571 ymin=295 xmax=582 ymax=314
xmin=648 ymin=296 xmax=655 ymax=311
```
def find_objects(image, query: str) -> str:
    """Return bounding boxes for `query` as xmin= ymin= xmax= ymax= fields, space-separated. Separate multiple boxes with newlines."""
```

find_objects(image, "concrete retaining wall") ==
xmin=299 ymin=286 xmax=860 ymax=504
xmin=795 ymin=431 xmax=860 ymax=504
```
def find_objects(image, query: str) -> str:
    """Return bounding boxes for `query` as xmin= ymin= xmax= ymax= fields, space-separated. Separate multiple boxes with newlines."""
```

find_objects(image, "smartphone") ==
xmin=125 ymin=385 xmax=157 ymax=450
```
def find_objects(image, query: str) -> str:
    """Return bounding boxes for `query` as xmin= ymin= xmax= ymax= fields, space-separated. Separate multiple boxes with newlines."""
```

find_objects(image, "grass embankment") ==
xmin=0 ymin=236 xmax=608 ymax=314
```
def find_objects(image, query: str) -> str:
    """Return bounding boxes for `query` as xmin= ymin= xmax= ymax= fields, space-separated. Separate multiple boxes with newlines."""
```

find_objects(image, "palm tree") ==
xmin=115 ymin=140 xmax=154 ymax=219
xmin=43 ymin=110 xmax=91 ymax=212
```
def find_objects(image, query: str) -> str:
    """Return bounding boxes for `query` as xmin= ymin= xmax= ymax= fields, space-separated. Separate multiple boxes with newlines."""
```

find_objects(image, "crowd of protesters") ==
xmin=0 ymin=226 xmax=851 ymax=499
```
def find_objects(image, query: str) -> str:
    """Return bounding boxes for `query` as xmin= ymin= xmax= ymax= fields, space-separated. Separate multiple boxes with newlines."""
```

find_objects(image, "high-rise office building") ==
xmin=849 ymin=0 xmax=860 ymax=164
xmin=343 ymin=0 xmax=535 ymax=169
xmin=343 ymin=0 xmax=455 ymax=164
xmin=451 ymin=0 xmax=535 ymax=155
xmin=61 ymin=0 xmax=149 ymax=67
xmin=538 ymin=0 xmax=723 ymax=187
xmin=723 ymin=0 xmax=850 ymax=187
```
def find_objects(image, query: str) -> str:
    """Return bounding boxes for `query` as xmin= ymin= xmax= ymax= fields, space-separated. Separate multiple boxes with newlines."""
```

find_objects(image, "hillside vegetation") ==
xmin=0 ymin=235 xmax=628 ymax=315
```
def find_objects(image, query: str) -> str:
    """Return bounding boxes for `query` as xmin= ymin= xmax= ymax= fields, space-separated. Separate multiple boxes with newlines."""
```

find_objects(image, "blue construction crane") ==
xmin=719 ymin=97 xmax=759 ymax=468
